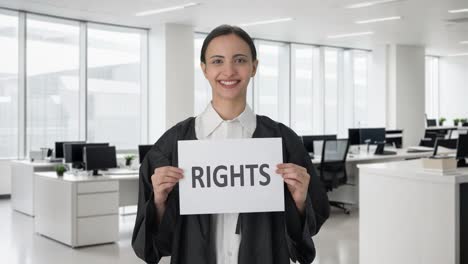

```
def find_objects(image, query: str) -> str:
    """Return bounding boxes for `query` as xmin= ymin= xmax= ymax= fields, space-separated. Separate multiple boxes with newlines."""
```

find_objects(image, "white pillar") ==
xmin=148 ymin=24 xmax=194 ymax=142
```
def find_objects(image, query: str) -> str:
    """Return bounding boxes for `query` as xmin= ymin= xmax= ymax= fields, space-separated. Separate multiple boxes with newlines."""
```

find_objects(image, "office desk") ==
xmin=11 ymin=160 xmax=57 ymax=216
xmin=359 ymin=159 xmax=468 ymax=264
xmin=34 ymin=171 xmax=138 ymax=247
xmin=312 ymin=147 xmax=454 ymax=205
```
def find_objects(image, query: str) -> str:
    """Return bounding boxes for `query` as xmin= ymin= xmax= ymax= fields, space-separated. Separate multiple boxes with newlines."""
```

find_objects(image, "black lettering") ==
xmin=192 ymin=166 xmax=205 ymax=188
xmin=245 ymin=164 xmax=258 ymax=186
xmin=230 ymin=165 xmax=244 ymax=187
xmin=206 ymin=166 xmax=211 ymax=188
xmin=213 ymin=165 xmax=228 ymax=187
xmin=259 ymin=164 xmax=270 ymax=186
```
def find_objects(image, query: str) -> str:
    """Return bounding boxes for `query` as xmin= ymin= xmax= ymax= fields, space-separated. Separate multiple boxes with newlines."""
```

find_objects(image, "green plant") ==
xmin=454 ymin=118 xmax=461 ymax=126
xmin=438 ymin=117 xmax=446 ymax=126
xmin=461 ymin=118 xmax=468 ymax=124
xmin=55 ymin=164 xmax=66 ymax=176
xmin=124 ymin=154 xmax=136 ymax=166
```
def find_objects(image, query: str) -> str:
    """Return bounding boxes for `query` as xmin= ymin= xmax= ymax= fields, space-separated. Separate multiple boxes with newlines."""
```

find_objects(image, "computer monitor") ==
xmin=427 ymin=119 xmax=437 ymax=127
xmin=348 ymin=129 xmax=362 ymax=145
xmin=433 ymin=138 xmax=458 ymax=156
xmin=64 ymin=143 xmax=109 ymax=168
xmin=360 ymin=128 xmax=386 ymax=144
xmin=302 ymin=135 xmax=337 ymax=153
xmin=138 ymin=144 xmax=153 ymax=163
xmin=84 ymin=146 xmax=117 ymax=175
xmin=55 ymin=141 xmax=85 ymax=159
xmin=456 ymin=134 xmax=468 ymax=167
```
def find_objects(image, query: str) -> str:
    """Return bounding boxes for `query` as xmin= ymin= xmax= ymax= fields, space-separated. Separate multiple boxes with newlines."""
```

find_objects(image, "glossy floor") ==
xmin=0 ymin=199 xmax=358 ymax=264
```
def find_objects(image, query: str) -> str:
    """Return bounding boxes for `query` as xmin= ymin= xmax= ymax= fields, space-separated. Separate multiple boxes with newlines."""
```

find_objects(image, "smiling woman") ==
xmin=132 ymin=24 xmax=330 ymax=264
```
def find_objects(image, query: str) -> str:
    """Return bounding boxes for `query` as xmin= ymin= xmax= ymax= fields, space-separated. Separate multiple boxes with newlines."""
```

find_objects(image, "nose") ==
xmin=222 ymin=61 xmax=236 ymax=77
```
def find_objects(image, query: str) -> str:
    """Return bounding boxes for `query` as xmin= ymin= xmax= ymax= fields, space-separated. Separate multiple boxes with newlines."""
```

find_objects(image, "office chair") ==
xmin=426 ymin=119 xmax=437 ymax=127
xmin=419 ymin=131 xmax=445 ymax=148
xmin=463 ymin=123 xmax=468 ymax=127
xmin=433 ymin=138 xmax=458 ymax=156
xmin=316 ymin=139 xmax=351 ymax=214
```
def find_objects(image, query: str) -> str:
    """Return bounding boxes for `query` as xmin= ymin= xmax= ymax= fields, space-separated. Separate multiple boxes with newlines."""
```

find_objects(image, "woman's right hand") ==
xmin=151 ymin=166 xmax=184 ymax=205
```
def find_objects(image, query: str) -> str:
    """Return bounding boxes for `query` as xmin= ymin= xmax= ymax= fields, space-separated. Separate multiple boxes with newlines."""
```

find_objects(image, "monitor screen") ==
xmin=348 ymin=129 xmax=361 ymax=145
xmin=55 ymin=141 xmax=85 ymax=158
xmin=457 ymin=134 xmax=468 ymax=160
xmin=138 ymin=144 xmax=153 ymax=163
xmin=302 ymin=135 xmax=337 ymax=153
xmin=360 ymin=128 xmax=386 ymax=144
xmin=84 ymin=146 xmax=117 ymax=174
xmin=64 ymin=143 xmax=109 ymax=164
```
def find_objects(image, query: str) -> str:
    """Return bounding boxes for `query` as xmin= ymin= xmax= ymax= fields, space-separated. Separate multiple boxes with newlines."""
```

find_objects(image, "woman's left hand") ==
xmin=276 ymin=163 xmax=310 ymax=214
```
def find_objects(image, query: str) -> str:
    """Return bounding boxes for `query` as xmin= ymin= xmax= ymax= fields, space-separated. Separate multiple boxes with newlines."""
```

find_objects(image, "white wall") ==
xmin=368 ymin=45 xmax=388 ymax=128
xmin=388 ymin=45 xmax=426 ymax=147
xmin=148 ymin=24 xmax=194 ymax=143
xmin=439 ymin=56 xmax=468 ymax=122
xmin=0 ymin=160 xmax=12 ymax=195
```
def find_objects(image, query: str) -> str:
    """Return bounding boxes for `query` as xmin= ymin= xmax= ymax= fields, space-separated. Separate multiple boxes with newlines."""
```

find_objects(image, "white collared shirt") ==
xmin=195 ymin=102 xmax=256 ymax=264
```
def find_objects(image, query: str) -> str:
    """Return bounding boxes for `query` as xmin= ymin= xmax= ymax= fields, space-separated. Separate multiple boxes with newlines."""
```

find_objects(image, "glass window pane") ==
xmin=87 ymin=24 xmax=144 ymax=149
xmin=26 ymin=15 xmax=80 ymax=152
xmin=254 ymin=40 xmax=290 ymax=124
xmin=353 ymin=51 xmax=369 ymax=127
xmin=0 ymin=12 xmax=18 ymax=158
xmin=425 ymin=56 xmax=439 ymax=119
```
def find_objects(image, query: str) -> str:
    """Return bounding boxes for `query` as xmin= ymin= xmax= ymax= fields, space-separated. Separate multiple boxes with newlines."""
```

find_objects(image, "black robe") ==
xmin=132 ymin=115 xmax=330 ymax=264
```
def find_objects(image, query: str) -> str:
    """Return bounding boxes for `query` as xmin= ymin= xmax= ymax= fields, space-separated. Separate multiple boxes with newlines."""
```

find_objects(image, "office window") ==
xmin=0 ymin=12 xmax=18 ymax=158
xmin=425 ymin=56 xmax=439 ymax=119
xmin=291 ymin=44 xmax=321 ymax=135
xmin=253 ymin=40 xmax=290 ymax=124
xmin=194 ymin=33 xmax=211 ymax=115
xmin=324 ymin=48 xmax=339 ymax=134
xmin=26 ymin=15 xmax=80 ymax=151
xmin=353 ymin=51 xmax=369 ymax=127
xmin=87 ymin=24 xmax=146 ymax=149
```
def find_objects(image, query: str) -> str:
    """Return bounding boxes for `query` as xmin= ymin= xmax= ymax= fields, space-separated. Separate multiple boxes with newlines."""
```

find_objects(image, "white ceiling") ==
xmin=1 ymin=0 xmax=468 ymax=56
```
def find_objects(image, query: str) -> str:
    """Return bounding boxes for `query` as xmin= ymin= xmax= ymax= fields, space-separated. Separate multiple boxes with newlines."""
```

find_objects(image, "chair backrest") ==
xmin=427 ymin=119 xmax=437 ymax=127
xmin=433 ymin=138 xmax=458 ymax=156
xmin=319 ymin=139 xmax=350 ymax=190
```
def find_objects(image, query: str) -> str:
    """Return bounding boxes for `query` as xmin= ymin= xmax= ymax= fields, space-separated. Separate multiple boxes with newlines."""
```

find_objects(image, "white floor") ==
xmin=0 ymin=199 xmax=358 ymax=264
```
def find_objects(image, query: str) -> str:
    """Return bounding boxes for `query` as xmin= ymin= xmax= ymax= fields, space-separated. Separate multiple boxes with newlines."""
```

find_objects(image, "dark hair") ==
xmin=200 ymin=24 xmax=257 ymax=64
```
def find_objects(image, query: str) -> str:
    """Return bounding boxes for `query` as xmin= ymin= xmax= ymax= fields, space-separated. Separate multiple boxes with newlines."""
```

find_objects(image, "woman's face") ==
xmin=201 ymin=34 xmax=258 ymax=103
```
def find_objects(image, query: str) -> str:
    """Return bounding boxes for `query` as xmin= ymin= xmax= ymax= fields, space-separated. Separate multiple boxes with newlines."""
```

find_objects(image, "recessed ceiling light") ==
xmin=447 ymin=53 xmax=468 ymax=57
xmin=345 ymin=0 xmax=403 ymax=9
xmin=355 ymin=16 xmax=402 ymax=24
xmin=327 ymin=31 xmax=374 ymax=39
xmin=239 ymin=17 xmax=294 ymax=27
xmin=448 ymin=8 xmax=468 ymax=14
xmin=135 ymin=2 xmax=199 ymax=16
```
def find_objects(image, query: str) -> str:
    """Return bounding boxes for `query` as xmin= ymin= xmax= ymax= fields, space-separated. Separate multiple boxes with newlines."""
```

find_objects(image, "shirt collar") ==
xmin=198 ymin=102 xmax=256 ymax=138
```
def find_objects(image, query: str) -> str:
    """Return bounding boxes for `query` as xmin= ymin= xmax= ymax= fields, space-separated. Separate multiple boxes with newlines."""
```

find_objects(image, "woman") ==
xmin=132 ymin=25 xmax=330 ymax=264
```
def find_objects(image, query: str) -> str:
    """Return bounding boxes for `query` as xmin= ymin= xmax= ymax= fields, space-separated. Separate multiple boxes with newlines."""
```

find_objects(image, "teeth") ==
xmin=220 ymin=80 xmax=238 ymax=85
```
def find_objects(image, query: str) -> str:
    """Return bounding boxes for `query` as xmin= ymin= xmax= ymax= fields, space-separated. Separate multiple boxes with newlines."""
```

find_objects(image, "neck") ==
xmin=211 ymin=98 xmax=246 ymax=120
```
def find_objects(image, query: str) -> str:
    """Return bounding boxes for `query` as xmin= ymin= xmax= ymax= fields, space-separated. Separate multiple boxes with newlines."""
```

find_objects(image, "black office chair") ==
xmin=463 ymin=122 xmax=468 ymax=127
xmin=316 ymin=139 xmax=351 ymax=214
xmin=426 ymin=119 xmax=437 ymax=127
xmin=419 ymin=131 xmax=444 ymax=147
xmin=433 ymin=138 xmax=458 ymax=156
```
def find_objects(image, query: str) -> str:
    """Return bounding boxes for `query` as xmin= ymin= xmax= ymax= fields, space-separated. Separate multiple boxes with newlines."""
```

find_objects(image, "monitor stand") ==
xmin=92 ymin=170 xmax=101 ymax=176
xmin=458 ymin=159 xmax=468 ymax=168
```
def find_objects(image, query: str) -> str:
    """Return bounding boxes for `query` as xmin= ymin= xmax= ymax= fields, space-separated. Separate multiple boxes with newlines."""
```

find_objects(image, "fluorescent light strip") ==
xmin=239 ymin=17 xmax=294 ymax=27
xmin=328 ymin=31 xmax=374 ymax=39
xmin=136 ymin=2 xmax=199 ymax=16
xmin=447 ymin=53 xmax=468 ymax=57
xmin=448 ymin=8 xmax=468 ymax=13
xmin=460 ymin=41 xmax=468 ymax=44
xmin=346 ymin=0 xmax=402 ymax=9
xmin=355 ymin=16 xmax=402 ymax=24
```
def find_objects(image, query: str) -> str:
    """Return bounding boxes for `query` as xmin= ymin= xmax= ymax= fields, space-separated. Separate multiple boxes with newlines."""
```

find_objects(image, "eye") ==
xmin=211 ymin=59 xmax=223 ymax=64
xmin=234 ymin=58 xmax=247 ymax=63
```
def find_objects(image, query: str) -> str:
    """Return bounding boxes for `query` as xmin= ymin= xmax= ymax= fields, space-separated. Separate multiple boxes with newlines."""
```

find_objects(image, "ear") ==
xmin=251 ymin=59 xmax=259 ymax=77
xmin=201 ymin=62 xmax=208 ymax=78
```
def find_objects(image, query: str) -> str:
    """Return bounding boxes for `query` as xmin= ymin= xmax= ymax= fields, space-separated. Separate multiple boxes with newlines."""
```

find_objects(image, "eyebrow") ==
xmin=209 ymin=54 xmax=248 ymax=59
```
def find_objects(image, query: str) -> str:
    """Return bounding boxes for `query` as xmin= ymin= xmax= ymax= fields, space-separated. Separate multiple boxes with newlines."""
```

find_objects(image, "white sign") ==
xmin=178 ymin=138 xmax=284 ymax=215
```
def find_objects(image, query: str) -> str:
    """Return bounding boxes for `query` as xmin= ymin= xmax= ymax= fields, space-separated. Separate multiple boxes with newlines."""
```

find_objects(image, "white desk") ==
xmin=311 ymin=147 xmax=455 ymax=205
xmin=358 ymin=159 xmax=468 ymax=264
xmin=11 ymin=160 xmax=58 ymax=216
xmin=34 ymin=171 xmax=138 ymax=247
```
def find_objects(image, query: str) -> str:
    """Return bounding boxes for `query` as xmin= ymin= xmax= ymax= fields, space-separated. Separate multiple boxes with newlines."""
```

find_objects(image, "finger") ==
xmin=277 ymin=163 xmax=307 ymax=173
xmin=158 ymin=182 xmax=176 ymax=192
xmin=283 ymin=178 xmax=299 ymax=188
xmin=157 ymin=177 xmax=180 ymax=185
xmin=281 ymin=173 xmax=306 ymax=184
xmin=158 ymin=170 xmax=184 ymax=180
xmin=155 ymin=166 xmax=184 ymax=175
xmin=276 ymin=167 xmax=300 ymax=174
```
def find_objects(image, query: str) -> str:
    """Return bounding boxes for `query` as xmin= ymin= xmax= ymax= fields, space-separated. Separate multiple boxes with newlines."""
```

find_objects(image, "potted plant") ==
xmin=438 ymin=117 xmax=446 ymax=126
xmin=124 ymin=155 xmax=136 ymax=167
xmin=454 ymin=118 xmax=461 ymax=126
xmin=55 ymin=164 xmax=66 ymax=176
xmin=461 ymin=118 xmax=468 ymax=126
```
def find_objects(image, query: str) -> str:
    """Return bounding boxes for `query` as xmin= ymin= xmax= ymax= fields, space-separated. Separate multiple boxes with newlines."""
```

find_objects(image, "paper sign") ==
xmin=178 ymin=138 xmax=284 ymax=215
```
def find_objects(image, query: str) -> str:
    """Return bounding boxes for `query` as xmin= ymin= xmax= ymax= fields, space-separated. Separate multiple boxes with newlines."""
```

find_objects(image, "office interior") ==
xmin=1 ymin=0 xmax=468 ymax=263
